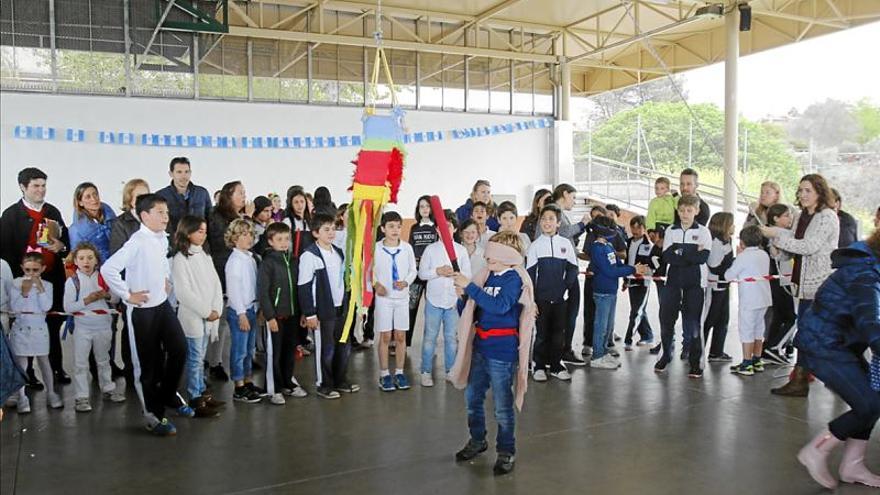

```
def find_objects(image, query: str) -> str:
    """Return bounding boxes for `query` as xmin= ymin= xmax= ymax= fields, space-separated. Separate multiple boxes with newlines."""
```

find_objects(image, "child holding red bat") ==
xmin=418 ymin=207 xmax=470 ymax=387
xmin=449 ymin=231 xmax=536 ymax=476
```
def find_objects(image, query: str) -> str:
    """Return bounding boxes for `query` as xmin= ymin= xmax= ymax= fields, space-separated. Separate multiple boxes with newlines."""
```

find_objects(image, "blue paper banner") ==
xmin=10 ymin=117 xmax=553 ymax=149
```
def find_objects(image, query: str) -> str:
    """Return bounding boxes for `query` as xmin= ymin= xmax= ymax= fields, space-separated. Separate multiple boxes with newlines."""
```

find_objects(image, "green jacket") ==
xmin=646 ymin=194 xmax=677 ymax=230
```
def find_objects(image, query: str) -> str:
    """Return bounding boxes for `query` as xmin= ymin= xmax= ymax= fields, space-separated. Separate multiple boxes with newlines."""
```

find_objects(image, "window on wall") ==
xmin=276 ymin=40 xmax=308 ymax=103
xmin=338 ymin=45 xmax=364 ymax=106
xmin=252 ymin=39 xmax=279 ymax=101
xmin=467 ymin=56 xmax=489 ymax=112
xmin=489 ymin=58 xmax=512 ymax=114
xmin=418 ymin=52 xmax=443 ymax=110
xmin=513 ymin=62 xmax=534 ymax=115
xmin=442 ymin=54 xmax=465 ymax=111
xmin=310 ymin=44 xmax=338 ymax=104
xmin=198 ymin=37 xmax=246 ymax=100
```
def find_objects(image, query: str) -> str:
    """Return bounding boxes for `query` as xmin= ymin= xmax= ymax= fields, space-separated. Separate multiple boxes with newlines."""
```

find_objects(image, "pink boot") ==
xmin=839 ymin=438 xmax=880 ymax=488
xmin=797 ymin=429 xmax=842 ymax=489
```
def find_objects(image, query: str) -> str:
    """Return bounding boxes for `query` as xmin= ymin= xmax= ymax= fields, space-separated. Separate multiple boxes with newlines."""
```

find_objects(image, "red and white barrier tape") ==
xmin=1 ymin=309 xmax=120 ymax=317
xmin=579 ymin=272 xmax=782 ymax=283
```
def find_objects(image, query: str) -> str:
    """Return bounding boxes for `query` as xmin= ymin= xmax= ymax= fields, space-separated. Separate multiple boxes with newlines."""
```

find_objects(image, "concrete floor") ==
xmin=2 ymin=292 xmax=878 ymax=495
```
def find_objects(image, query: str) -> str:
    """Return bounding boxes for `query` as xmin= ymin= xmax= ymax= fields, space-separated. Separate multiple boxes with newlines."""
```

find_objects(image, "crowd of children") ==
xmin=2 ymin=163 xmax=877 ymax=480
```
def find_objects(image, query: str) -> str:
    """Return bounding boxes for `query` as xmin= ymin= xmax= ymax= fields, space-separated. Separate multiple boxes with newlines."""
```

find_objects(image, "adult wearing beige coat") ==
xmin=760 ymin=174 xmax=840 ymax=397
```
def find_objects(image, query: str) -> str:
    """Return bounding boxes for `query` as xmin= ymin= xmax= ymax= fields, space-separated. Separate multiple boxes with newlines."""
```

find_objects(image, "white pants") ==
xmin=75 ymin=329 xmax=114 ymax=399
xmin=738 ymin=307 xmax=767 ymax=343
xmin=16 ymin=355 xmax=54 ymax=402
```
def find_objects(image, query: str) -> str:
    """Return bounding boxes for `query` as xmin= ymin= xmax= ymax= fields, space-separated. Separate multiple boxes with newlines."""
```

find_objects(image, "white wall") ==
xmin=0 ymin=92 xmax=551 ymax=222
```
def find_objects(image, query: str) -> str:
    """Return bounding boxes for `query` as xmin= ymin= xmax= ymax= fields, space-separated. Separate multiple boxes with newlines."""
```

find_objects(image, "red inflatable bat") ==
xmin=429 ymin=195 xmax=460 ymax=273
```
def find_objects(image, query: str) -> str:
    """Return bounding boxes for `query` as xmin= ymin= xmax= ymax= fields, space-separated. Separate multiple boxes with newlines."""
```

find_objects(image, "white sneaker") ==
xmin=48 ymin=392 xmax=64 ymax=409
xmin=289 ymin=386 xmax=308 ymax=398
xmin=75 ymin=398 xmax=92 ymax=412
xmin=590 ymin=355 xmax=618 ymax=370
xmin=18 ymin=396 xmax=31 ymax=414
xmin=550 ymin=369 xmax=572 ymax=381
xmin=270 ymin=393 xmax=286 ymax=405
xmin=533 ymin=369 xmax=548 ymax=382
xmin=420 ymin=373 xmax=434 ymax=387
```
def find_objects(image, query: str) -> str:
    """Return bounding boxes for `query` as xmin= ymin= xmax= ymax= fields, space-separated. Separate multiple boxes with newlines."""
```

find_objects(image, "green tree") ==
xmin=853 ymin=98 xmax=880 ymax=145
xmin=585 ymin=101 xmax=801 ymax=195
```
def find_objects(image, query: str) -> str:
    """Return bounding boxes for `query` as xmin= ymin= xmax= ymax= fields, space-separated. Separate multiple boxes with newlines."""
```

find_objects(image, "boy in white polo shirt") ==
xmin=374 ymin=211 xmax=418 ymax=391
xmin=726 ymin=225 xmax=772 ymax=376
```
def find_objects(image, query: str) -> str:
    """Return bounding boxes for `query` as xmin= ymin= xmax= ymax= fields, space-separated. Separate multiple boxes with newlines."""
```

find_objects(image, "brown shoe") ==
xmin=771 ymin=365 xmax=810 ymax=397
xmin=190 ymin=397 xmax=221 ymax=418
xmin=202 ymin=393 xmax=226 ymax=408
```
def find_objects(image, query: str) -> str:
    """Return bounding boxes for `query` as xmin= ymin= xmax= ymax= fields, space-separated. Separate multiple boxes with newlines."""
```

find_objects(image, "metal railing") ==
xmin=572 ymin=154 xmax=758 ymax=214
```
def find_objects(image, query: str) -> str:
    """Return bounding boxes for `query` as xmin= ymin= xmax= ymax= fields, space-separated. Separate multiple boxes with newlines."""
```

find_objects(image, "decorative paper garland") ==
xmin=10 ymin=117 xmax=553 ymax=150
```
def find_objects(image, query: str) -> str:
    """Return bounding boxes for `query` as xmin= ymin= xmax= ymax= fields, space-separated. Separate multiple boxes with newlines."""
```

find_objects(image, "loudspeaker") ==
xmin=739 ymin=3 xmax=752 ymax=31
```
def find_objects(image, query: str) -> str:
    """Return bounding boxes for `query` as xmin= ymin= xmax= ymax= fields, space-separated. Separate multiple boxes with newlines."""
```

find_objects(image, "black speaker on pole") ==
xmin=739 ymin=3 xmax=752 ymax=32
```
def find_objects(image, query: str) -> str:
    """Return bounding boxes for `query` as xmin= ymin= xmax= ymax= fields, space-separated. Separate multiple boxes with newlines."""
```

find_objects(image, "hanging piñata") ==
xmin=340 ymin=35 xmax=406 ymax=342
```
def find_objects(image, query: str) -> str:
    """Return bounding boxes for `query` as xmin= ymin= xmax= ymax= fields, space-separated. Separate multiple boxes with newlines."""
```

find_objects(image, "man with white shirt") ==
xmin=0 ymin=167 xmax=71 ymax=387
xmin=102 ymin=194 xmax=186 ymax=436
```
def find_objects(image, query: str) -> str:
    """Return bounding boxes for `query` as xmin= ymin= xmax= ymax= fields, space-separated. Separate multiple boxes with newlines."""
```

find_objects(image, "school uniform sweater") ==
xmin=526 ymin=234 xmax=579 ymax=303
xmin=706 ymin=237 xmax=735 ymax=291
xmin=466 ymin=269 xmax=523 ymax=362
xmin=298 ymin=242 xmax=347 ymax=322
xmin=625 ymin=235 xmax=653 ymax=288
xmin=662 ymin=222 xmax=712 ymax=289
xmin=590 ymin=240 xmax=636 ymax=294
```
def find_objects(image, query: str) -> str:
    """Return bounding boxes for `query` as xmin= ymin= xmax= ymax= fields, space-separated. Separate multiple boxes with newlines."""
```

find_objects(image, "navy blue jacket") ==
xmin=156 ymin=181 xmax=212 ymax=234
xmin=526 ymin=234 xmax=579 ymax=303
xmin=795 ymin=241 xmax=880 ymax=363
xmin=297 ymin=243 xmax=349 ymax=322
xmin=624 ymin=235 xmax=653 ymax=288
xmin=467 ymin=270 xmax=523 ymax=362
xmin=590 ymin=240 xmax=636 ymax=294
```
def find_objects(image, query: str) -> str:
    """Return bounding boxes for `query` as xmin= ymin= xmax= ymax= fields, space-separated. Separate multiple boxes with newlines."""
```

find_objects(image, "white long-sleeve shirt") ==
xmin=101 ymin=224 xmax=170 ymax=308
xmin=225 ymin=248 xmax=258 ymax=315
xmin=374 ymin=240 xmax=417 ymax=300
xmin=418 ymin=241 xmax=471 ymax=309
xmin=63 ymin=270 xmax=117 ymax=333
xmin=725 ymin=247 xmax=772 ymax=311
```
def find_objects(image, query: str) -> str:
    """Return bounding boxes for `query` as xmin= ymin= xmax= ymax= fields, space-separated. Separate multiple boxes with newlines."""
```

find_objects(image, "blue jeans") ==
xmin=421 ymin=301 xmax=458 ymax=374
xmin=592 ymin=293 xmax=617 ymax=360
xmin=228 ymin=307 xmax=257 ymax=382
xmin=185 ymin=332 xmax=209 ymax=400
xmin=466 ymin=351 xmax=517 ymax=454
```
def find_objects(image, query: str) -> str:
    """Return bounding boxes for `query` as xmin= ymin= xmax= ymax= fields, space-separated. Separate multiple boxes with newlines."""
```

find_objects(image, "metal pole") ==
xmin=193 ymin=33 xmax=199 ymax=98
xmin=247 ymin=39 xmax=253 ymax=101
xmin=49 ymin=0 xmax=57 ymax=92
xmin=588 ymin=119 xmax=593 ymax=195
xmin=636 ymin=113 xmax=642 ymax=169
xmin=123 ymin=0 xmax=132 ymax=96
xmin=688 ymin=118 xmax=693 ymax=167
xmin=559 ymin=59 xmax=571 ymax=121
xmin=723 ymin=6 xmax=740 ymax=214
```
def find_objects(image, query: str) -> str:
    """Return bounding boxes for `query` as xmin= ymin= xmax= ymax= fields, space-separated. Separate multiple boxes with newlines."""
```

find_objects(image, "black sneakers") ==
xmin=233 ymin=385 xmax=262 ymax=403
xmin=654 ymin=356 xmax=671 ymax=373
xmin=708 ymin=353 xmax=733 ymax=362
xmin=687 ymin=366 xmax=704 ymax=379
xmin=561 ymin=351 xmax=586 ymax=367
xmin=649 ymin=344 xmax=662 ymax=355
xmin=493 ymin=453 xmax=515 ymax=475
xmin=209 ymin=365 xmax=230 ymax=382
xmin=455 ymin=439 xmax=488 ymax=461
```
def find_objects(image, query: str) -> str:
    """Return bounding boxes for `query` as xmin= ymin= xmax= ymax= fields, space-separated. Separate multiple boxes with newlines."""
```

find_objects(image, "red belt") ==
xmin=475 ymin=327 xmax=519 ymax=340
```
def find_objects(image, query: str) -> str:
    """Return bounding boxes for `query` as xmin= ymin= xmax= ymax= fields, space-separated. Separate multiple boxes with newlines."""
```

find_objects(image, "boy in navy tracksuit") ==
xmin=589 ymin=216 xmax=646 ymax=369
xmin=647 ymin=227 xmax=667 ymax=355
xmin=297 ymin=213 xmax=357 ymax=399
xmin=526 ymin=204 xmax=579 ymax=382
xmin=623 ymin=215 xmax=655 ymax=350
xmin=655 ymin=195 xmax=712 ymax=377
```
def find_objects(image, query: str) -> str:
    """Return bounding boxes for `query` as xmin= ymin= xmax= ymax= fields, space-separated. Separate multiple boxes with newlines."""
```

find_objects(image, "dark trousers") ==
xmin=702 ymin=289 xmax=730 ymax=357
xmin=624 ymin=285 xmax=654 ymax=345
xmin=577 ymin=277 xmax=595 ymax=352
xmin=362 ymin=304 xmax=375 ymax=342
xmin=765 ymin=281 xmax=796 ymax=350
xmin=793 ymin=299 xmax=813 ymax=369
xmin=806 ymin=355 xmax=880 ymax=441
xmin=660 ymin=284 xmax=704 ymax=368
xmin=316 ymin=307 xmax=352 ymax=390
xmin=268 ymin=317 xmax=298 ymax=391
xmin=534 ymin=300 xmax=567 ymax=372
xmin=407 ymin=280 xmax=426 ymax=347
xmin=128 ymin=301 xmax=187 ymax=422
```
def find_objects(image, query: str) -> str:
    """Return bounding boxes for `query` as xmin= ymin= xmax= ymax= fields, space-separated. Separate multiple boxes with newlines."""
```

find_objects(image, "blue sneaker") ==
xmin=147 ymin=418 xmax=177 ymax=437
xmin=177 ymin=404 xmax=195 ymax=418
xmin=394 ymin=373 xmax=410 ymax=390
xmin=379 ymin=375 xmax=395 ymax=392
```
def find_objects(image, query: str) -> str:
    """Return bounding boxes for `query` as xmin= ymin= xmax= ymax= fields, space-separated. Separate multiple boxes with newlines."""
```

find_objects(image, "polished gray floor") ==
xmin=2 ymin=292 xmax=878 ymax=495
